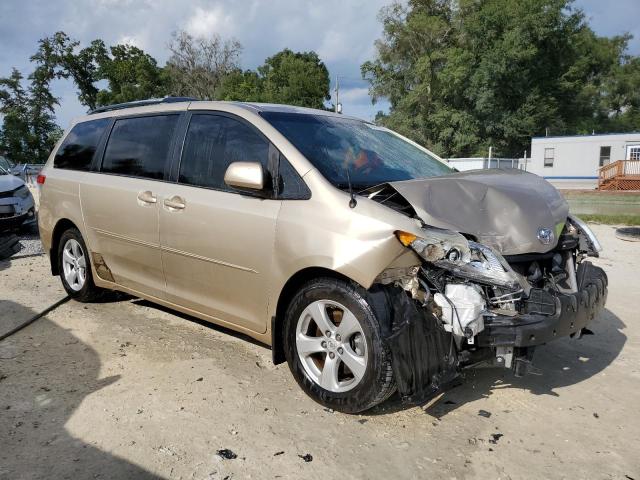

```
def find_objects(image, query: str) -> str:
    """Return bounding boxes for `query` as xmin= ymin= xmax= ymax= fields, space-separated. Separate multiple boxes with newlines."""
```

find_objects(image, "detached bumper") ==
xmin=478 ymin=262 xmax=608 ymax=348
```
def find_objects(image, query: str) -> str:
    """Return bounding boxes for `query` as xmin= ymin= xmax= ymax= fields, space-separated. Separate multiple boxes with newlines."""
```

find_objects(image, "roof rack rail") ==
xmin=89 ymin=96 xmax=199 ymax=115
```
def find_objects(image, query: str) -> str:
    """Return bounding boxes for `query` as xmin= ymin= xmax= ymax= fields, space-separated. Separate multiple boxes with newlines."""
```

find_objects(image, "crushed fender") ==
xmin=371 ymin=285 xmax=459 ymax=404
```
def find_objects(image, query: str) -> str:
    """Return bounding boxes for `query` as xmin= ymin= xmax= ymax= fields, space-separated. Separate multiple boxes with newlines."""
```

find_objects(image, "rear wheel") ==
xmin=58 ymin=228 xmax=105 ymax=302
xmin=283 ymin=277 xmax=395 ymax=413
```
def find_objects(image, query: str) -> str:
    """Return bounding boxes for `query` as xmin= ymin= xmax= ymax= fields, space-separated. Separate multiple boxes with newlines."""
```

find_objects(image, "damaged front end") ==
xmin=373 ymin=215 xmax=607 ymax=404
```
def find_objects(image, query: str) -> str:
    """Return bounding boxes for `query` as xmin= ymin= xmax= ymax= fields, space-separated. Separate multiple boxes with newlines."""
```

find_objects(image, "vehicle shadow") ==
xmin=130 ymin=298 xmax=269 ymax=350
xmin=61 ymin=291 xmax=625 ymax=420
xmin=0 ymin=258 xmax=11 ymax=272
xmin=0 ymin=300 xmax=163 ymax=479
xmin=369 ymin=308 xmax=626 ymax=417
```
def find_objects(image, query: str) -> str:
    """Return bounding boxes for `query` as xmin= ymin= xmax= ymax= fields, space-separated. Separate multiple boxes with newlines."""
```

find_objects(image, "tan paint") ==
xmin=223 ymin=161 xmax=265 ymax=190
xmin=80 ymin=173 xmax=167 ymax=299
xmin=155 ymin=180 xmax=281 ymax=334
xmin=38 ymin=100 xmax=469 ymax=345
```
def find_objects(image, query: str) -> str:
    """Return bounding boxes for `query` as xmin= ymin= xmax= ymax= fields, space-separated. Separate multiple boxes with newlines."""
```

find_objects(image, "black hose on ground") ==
xmin=0 ymin=296 xmax=70 ymax=342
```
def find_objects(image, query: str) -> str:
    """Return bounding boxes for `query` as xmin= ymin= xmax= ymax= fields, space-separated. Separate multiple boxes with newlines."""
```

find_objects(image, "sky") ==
xmin=1 ymin=0 xmax=639 ymax=130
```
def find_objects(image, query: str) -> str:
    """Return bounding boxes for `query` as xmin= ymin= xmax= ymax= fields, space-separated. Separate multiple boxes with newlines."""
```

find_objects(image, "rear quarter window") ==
xmin=54 ymin=118 xmax=110 ymax=171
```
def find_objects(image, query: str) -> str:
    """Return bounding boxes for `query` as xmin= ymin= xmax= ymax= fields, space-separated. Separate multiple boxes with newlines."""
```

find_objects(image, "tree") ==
xmin=29 ymin=32 xmax=100 ymax=110
xmin=257 ymin=49 xmax=330 ymax=108
xmin=0 ymin=69 xmax=31 ymax=163
xmin=31 ymin=32 xmax=169 ymax=109
xmin=218 ymin=48 xmax=331 ymax=108
xmin=602 ymin=56 xmax=640 ymax=132
xmin=0 ymin=67 xmax=62 ymax=164
xmin=2 ymin=31 xmax=171 ymax=163
xmin=94 ymin=42 xmax=169 ymax=106
xmin=218 ymin=69 xmax=262 ymax=102
xmin=362 ymin=0 xmax=640 ymax=157
xmin=28 ymin=55 xmax=64 ymax=162
xmin=166 ymin=30 xmax=242 ymax=100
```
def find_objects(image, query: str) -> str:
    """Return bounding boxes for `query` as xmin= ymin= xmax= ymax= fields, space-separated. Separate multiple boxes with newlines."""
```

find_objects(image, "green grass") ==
xmin=578 ymin=213 xmax=640 ymax=225
xmin=561 ymin=192 xmax=640 ymax=204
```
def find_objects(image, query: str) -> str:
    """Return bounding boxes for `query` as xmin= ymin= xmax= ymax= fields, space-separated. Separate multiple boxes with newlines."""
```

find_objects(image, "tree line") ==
xmin=363 ymin=0 xmax=640 ymax=158
xmin=2 ymin=0 xmax=640 ymax=164
xmin=0 ymin=31 xmax=330 ymax=164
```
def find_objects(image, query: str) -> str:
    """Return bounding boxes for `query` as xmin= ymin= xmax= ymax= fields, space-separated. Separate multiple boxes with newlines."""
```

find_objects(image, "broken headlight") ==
xmin=14 ymin=185 xmax=31 ymax=199
xmin=396 ymin=231 xmax=526 ymax=291
xmin=395 ymin=230 xmax=471 ymax=263
xmin=434 ymin=242 xmax=527 ymax=291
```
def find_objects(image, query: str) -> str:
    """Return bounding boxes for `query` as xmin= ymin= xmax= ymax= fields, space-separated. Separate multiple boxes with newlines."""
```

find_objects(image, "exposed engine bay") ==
xmin=367 ymin=172 xmax=608 ymax=403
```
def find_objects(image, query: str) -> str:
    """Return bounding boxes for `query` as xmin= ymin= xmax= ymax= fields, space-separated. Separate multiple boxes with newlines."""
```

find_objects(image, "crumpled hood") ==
xmin=388 ymin=169 xmax=569 ymax=255
xmin=0 ymin=174 xmax=25 ymax=193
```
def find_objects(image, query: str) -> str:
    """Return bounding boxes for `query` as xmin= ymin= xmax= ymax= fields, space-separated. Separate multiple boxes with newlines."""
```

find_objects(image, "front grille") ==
xmin=0 ymin=189 xmax=17 ymax=199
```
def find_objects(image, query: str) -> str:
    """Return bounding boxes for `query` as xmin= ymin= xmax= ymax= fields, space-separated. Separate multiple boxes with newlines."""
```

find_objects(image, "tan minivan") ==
xmin=38 ymin=98 xmax=607 ymax=413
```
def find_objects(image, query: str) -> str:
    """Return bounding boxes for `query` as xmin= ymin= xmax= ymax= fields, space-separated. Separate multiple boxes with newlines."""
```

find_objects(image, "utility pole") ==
xmin=334 ymin=75 xmax=341 ymax=114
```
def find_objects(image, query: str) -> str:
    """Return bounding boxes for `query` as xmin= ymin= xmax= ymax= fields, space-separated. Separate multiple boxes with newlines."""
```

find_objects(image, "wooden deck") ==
xmin=598 ymin=160 xmax=640 ymax=190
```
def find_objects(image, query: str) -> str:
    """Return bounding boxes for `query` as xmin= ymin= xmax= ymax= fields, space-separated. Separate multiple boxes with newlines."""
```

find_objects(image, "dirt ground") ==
xmin=0 ymin=224 xmax=638 ymax=480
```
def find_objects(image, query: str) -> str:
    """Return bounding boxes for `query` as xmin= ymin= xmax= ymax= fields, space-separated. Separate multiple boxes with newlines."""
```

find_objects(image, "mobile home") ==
xmin=527 ymin=133 xmax=640 ymax=189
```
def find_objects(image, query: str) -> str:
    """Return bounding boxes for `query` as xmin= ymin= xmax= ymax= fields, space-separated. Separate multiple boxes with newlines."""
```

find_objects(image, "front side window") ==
xmin=179 ymin=114 xmax=269 ymax=190
xmin=544 ymin=148 xmax=555 ymax=167
xmin=101 ymin=115 xmax=179 ymax=179
xmin=260 ymin=112 xmax=452 ymax=188
xmin=599 ymin=146 xmax=611 ymax=167
xmin=54 ymin=118 xmax=110 ymax=171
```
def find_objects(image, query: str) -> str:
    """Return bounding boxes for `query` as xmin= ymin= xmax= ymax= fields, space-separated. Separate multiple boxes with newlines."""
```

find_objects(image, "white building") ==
xmin=527 ymin=133 xmax=640 ymax=189
xmin=446 ymin=157 xmax=520 ymax=171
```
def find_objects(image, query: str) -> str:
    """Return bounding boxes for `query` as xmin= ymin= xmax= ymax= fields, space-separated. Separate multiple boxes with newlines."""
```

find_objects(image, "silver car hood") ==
xmin=0 ymin=174 xmax=25 ymax=192
xmin=387 ymin=169 xmax=569 ymax=255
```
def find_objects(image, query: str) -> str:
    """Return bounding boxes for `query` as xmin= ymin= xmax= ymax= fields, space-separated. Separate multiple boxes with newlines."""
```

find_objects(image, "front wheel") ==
xmin=283 ymin=277 xmax=395 ymax=413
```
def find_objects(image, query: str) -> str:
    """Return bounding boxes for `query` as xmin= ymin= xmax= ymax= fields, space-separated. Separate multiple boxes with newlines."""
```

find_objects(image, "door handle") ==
xmin=137 ymin=190 xmax=157 ymax=204
xmin=164 ymin=195 xmax=186 ymax=210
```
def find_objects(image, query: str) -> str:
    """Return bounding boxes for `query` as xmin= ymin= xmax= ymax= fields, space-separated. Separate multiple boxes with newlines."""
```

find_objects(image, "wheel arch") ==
xmin=49 ymin=218 xmax=80 ymax=276
xmin=271 ymin=266 xmax=356 ymax=365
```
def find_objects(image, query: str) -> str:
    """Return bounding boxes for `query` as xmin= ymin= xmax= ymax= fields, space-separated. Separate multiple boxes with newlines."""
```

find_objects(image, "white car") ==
xmin=0 ymin=162 xmax=36 ymax=231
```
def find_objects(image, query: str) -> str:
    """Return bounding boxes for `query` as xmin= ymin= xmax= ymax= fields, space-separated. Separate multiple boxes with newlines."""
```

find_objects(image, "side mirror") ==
xmin=223 ymin=162 xmax=264 ymax=191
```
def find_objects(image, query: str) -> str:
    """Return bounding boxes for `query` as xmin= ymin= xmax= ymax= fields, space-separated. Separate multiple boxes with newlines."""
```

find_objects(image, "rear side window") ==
xmin=54 ymin=118 xmax=110 ymax=171
xmin=179 ymin=114 xmax=269 ymax=190
xmin=101 ymin=115 xmax=179 ymax=179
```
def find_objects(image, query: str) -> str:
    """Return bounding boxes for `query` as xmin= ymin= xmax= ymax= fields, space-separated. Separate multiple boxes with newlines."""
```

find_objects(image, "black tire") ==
xmin=57 ymin=228 xmax=105 ymax=302
xmin=283 ymin=277 xmax=396 ymax=414
xmin=0 ymin=234 xmax=21 ymax=260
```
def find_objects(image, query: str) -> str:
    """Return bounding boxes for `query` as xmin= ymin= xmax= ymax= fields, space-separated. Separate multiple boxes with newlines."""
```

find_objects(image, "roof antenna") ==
xmin=346 ymin=167 xmax=357 ymax=208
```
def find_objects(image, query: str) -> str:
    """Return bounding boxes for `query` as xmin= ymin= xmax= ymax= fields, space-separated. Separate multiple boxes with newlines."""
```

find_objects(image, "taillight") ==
xmin=37 ymin=174 xmax=46 ymax=185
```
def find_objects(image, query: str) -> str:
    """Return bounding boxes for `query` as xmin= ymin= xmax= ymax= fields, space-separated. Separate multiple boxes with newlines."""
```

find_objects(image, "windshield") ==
xmin=0 ymin=156 xmax=11 ymax=175
xmin=260 ymin=112 xmax=452 ymax=188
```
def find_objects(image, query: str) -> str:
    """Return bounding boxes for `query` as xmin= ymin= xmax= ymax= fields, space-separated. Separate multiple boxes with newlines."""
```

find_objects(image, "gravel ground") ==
xmin=0 ymin=222 xmax=44 ymax=260
xmin=13 ymin=230 xmax=44 ymax=258
xmin=0 ymin=224 xmax=638 ymax=480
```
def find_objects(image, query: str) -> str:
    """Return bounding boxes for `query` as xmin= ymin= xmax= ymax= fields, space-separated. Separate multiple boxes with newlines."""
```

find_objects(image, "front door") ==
xmin=159 ymin=113 xmax=281 ymax=333
xmin=81 ymin=113 xmax=180 ymax=299
xmin=626 ymin=145 xmax=640 ymax=160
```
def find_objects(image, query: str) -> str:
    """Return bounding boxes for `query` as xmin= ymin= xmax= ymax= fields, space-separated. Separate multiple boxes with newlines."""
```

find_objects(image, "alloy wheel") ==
xmin=295 ymin=300 xmax=368 ymax=393
xmin=62 ymin=238 xmax=86 ymax=292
